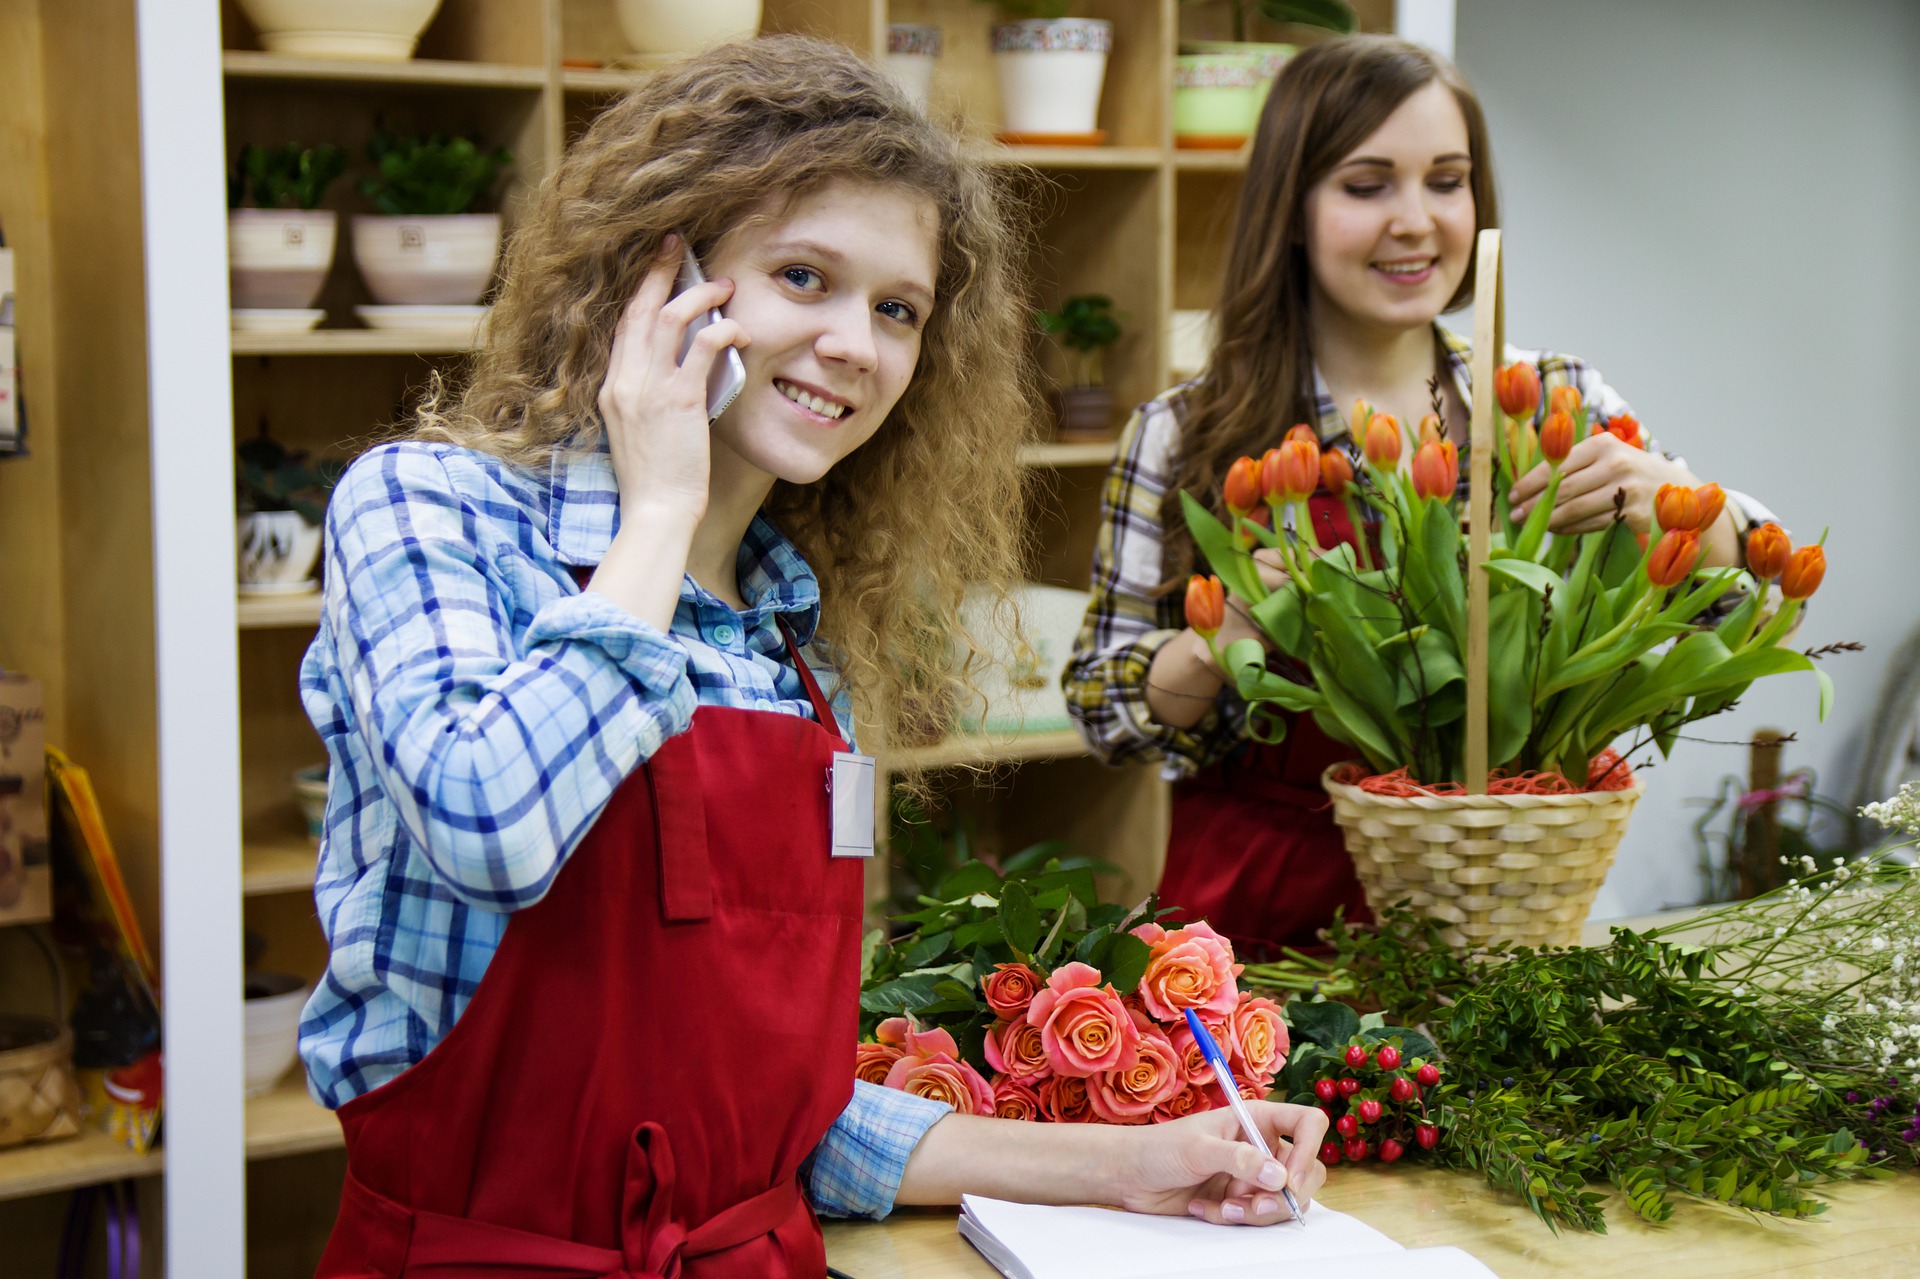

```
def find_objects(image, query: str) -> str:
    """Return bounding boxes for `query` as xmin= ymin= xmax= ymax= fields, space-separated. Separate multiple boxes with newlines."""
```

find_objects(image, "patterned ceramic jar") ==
xmin=1174 ymin=51 xmax=1266 ymax=147
xmin=991 ymin=18 xmax=1113 ymax=138
xmin=887 ymin=24 xmax=942 ymax=111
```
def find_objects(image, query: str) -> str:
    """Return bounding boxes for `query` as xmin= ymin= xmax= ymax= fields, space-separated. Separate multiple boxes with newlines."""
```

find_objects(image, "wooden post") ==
xmin=1465 ymin=229 xmax=1504 ymax=794
xmin=1742 ymin=728 xmax=1787 ymax=898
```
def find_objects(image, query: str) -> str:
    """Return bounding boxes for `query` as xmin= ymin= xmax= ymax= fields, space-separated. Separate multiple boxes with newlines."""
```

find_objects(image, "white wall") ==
xmin=1455 ymin=0 xmax=1920 ymax=915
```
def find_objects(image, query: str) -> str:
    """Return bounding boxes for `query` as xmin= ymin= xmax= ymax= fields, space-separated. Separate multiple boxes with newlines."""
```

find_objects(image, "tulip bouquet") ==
xmin=857 ymin=852 xmax=1287 ymax=1123
xmin=1181 ymin=364 xmax=1833 ymax=787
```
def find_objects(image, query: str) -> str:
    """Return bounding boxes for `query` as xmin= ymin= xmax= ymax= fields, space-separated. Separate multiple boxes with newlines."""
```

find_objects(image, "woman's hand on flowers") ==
xmin=1113 ymin=1101 xmax=1329 ymax=1226
xmin=597 ymin=234 xmax=750 ymax=520
xmin=1199 ymin=549 xmax=1291 ymax=679
xmin=1509 ymin=431 xmax=1696 ymax=536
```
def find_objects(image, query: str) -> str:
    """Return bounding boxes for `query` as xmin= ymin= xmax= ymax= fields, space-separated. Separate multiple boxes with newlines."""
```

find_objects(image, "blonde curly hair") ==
xmin=413 ymin=35 xmax=1037 ymax=756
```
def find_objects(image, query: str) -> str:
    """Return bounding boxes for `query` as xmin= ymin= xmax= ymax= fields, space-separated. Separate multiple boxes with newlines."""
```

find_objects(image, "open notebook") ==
xmin=958 ymin=1195 xmax=1502 ymax=1279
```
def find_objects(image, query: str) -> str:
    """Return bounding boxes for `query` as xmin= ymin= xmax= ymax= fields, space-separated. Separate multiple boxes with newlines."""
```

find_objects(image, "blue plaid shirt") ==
xmin=296 ymin=438 xmax=947 ymax=1219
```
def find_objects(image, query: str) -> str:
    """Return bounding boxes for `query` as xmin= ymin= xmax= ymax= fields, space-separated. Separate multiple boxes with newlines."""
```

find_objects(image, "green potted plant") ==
xmin=349 ymin=131 xmax=512 ymax=317
xmin=235 ymin=427 xmax=343 ymax=595
xmin=1175 ymin=1 xmax=1356 ymax=147
xmin=1036 ymin=293 xmax=1122 ymax=440
xmin=234 ymin=0 xmax=443 ymax=61
xmin=977 ymin=2 xmax=1113 ymax=144
xmin=227 ymin=142 xmax=347 ymax=326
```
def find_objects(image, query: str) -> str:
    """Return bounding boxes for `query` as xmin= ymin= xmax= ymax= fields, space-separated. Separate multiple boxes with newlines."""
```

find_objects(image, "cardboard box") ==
xmin=0 ymin=673 xmax=50 ymax=924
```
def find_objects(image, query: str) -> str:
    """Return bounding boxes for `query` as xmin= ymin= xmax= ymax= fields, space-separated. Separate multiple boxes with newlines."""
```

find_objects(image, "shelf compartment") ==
xmin=246 ymin=1078 xmax=342 ymax=1161
xmin=237 ymin=591 xmax=323 ymax=629
xmin=0 ymin=1130 xmax=163 ymax=1204
xmin=230 ymin=328 xmax=481 ymax=357
xmin=1173 ymin=148 xmax=1248 ymax=172
xmin=222 ymin=50 xmax=545 ymax=90
xmin=244 ymin=834 xmax=319 ymax=897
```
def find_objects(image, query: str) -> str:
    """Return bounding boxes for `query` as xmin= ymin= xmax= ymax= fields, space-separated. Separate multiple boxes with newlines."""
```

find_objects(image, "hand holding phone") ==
xmin=674 ymin=241 xmax=748 ymax=421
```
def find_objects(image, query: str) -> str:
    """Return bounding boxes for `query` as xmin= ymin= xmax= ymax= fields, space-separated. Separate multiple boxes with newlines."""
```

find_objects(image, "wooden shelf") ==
xmin=1020 ymin=440 xmax=1117 ymax=468
xmin=0 ymin=1129 xmax=163 ymax=1204
xmin=886 ymin=729 xmax=1088 ymax=772
xmin=1174 ymin=148 xmax=1250 ymax=172
xmin=230 ymin=328 xmax=480 ymax=357
xmin=981 ymin=145 xmax=1166 ymax=171
xmin=561 ymin=66 xmax=655 ymax=94
xmin=245 ymin=1078 xmax=342 ymax=1161
xmin=237 ymin=591 xmax=322 ymax=630
xmin=222 ymin=49 xmax=545 ymax=90
xmin=244 ymin=835 xmax=318 ymax=897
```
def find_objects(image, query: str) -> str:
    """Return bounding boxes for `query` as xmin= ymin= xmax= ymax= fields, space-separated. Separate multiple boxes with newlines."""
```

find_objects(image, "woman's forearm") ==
xmin=1145 ymin=630 xmax=1225 ymax=730
xmin=585 ymin=499 xmax=702 ymax=631
xmin=894 ymin=1114 xmax=1127 ymax=1207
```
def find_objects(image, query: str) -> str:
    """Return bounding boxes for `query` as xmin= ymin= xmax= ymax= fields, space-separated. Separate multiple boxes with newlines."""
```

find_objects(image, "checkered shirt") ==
xmin=296 ymin=438 xmax=947 ymax=1219
xmin=1062 ymin=326 xmax=1780 ymax=780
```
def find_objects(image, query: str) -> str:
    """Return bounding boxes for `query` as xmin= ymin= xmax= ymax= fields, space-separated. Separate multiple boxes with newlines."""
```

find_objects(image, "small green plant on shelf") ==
xmin=1182 ymin=0 xmax=1357 ymax=42
xmin=974 ymin=1 xmax=1075 ymax=20
xmin=227 ymin=142 xmax=347 ymax=211
xmin=1035 ymin=294 xmax=1121 ymax=390
xmin=358 ymin=132 xmax=513 ymax=217
xmin=236 ymin=426 xmax=344 ymax=527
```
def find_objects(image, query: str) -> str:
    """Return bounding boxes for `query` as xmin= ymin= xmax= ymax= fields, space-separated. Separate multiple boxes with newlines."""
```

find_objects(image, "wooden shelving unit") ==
xmin=229 ymin=328 xmax=481 ymax=357
xmin=0 ymin=1131 xmax=166 ymax=1205
xmin=236 ymin=591 xmax=322 ymax=629
xmin=222 ymin=49 xmax=545 ymax=90
xmin=243 ymin=1080 xmax=343 ymax=1161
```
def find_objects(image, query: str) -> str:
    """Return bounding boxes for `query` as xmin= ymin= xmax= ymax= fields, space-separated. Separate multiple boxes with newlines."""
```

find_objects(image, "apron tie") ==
xmin=623 ymin=1122 xmax=804 ymax=1278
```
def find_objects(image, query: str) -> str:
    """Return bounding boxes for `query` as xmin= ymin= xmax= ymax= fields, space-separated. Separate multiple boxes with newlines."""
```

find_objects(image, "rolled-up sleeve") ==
xmin=804 ymin=1081 xmax=951 ymax=1220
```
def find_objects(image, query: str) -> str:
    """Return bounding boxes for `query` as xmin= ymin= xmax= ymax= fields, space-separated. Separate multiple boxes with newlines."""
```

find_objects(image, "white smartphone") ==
xmin=673 ymin=239 xmax=747 ymax=421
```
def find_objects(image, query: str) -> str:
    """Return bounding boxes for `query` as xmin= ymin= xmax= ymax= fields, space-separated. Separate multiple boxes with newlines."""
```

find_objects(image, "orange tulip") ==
xmin=1692 ymin=482 xmax=1726 ymax=530
xmin=1320 ymin=448 xmax=1354 ymax=497
xmin=1549 ymin=384 xmax=1582 ymax=418
xmin=1602 ymin=413 xmax=1645 ymax=449
xmin=1780 ymin=545 xmax=1825 ymax=600
xmin=1363 ymin=415 xmax=1402 ymax=469
xmin=1645 ymin=528 xmax=1703 ymax=588
xmin=1223 ymin=456 xmax=1262 ymax=517
xmin=1351 ymin=397 xmax=1373 ymax=431
xmin=1286 ymin=423 xmax=1318 ymax=447
xmin=1410 ymin=439 xmax=1456 ymax=501
xmin=1185 ymin=574 xmax=1226 ymax=638
xmin=1539 ymin=410 xmax=1575 ymax=465
xmin=1654 ymin=482 xmax=1698 ymax=532
xmin=1494 ymin=362 xmax=1541 ymax=419
xmin=1417 ymin=413 xmax=1443 ymax=445
xmin=1745 ymin=523 xmax=1790 ymax=580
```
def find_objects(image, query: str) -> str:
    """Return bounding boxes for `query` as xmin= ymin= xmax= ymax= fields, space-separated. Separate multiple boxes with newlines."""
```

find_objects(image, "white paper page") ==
xmin=958 ymin=1195 xmax=1404 ymax=1279
xmin=1171 ymin=1245 xmax=1501 ymax=1279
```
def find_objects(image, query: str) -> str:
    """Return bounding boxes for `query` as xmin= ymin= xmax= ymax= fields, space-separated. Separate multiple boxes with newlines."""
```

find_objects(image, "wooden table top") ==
xmin=823 ymin=1164 xmax=1920 ymax=1278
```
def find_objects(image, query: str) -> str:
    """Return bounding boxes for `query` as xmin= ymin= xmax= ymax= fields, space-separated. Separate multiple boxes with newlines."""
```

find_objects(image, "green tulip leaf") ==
xmin=1181 ymin=491 xmax=1266 ymax=604
xmin=1249 ymin=584 xmax=1309 ymax=657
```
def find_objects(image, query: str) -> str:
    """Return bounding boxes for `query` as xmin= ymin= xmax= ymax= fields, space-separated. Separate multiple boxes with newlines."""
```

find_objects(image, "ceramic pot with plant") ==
xmin=235 ymin=0 xmax=443 ymax=61
xmin=228 ymin=142 xmax=347 ymax=320
xmin=980 ymin=3 xmax=1112 ymax=143
xmin=1175 ymin=0 xmax=1355 ymax=135
xmin=1037 ymin=293 xmax=1122 ymax=441
xmin=351 ymin=131 xmax=512 ymax=310
xmin=614 ymin=0 xmax=761 ymax=57
xmin=886 ymin=24 xmax=943 ymax=113
xmin=235 ymin=429 xmax=341 ymax=595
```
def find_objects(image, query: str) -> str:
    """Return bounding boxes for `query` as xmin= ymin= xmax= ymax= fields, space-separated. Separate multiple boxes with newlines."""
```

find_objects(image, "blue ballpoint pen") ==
xmin=1183 ymin=1006 xmax=1307 ymax=1227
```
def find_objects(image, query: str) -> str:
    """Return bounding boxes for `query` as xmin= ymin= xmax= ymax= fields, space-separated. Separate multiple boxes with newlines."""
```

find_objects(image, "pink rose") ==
xmin=983 ymin=963 xmax=1043 ymax=1021
xmin=1227 ymin=993 xmax=1289 ymax=1081
xmin=875 ymin=1017 xmax=912 ymax=1047
xmin=991 ymin=1075 xmax=1042 ymax=1121
xmin=984 ymin=1017 xmax=1052 ymax=1083
xmin=1026 ymin=962 xmax=1140 ymax=1077
xmin=885 ymin=1051 xmax=995 ymax=1116
xmin=1166 ymin=1019 xmax=1221 ymax=1088
xmin=1038 ymin=1074 xmax=1096 ymax=1123
xmin=899 ymin=1022 xmax=961 ymax=1062
xmin=1136 ymin=921 xmax=1243 ymax=1021
xmin=1130 ymin=921 xmax=1168 ymax=946
xmin=1087 ymin=1025 xmax=1183 ymax=1125
xmin=1153 ymin=1083 xmax=1217 ymax=1123
xmin=855 ymin=1041 xmax=903 ymax=1086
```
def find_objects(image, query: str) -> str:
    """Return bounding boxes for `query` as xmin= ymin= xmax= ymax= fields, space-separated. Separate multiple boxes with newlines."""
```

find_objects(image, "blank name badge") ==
xmin=829 ymin=751 xmax=876 ymax=858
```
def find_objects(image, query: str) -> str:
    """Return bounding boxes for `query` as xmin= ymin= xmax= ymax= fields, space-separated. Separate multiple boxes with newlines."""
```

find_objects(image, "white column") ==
xmin=1395 ymin=0 xmax=1458 ymax=59
xmin=135 ymin=0 xmax=245 ymax=1274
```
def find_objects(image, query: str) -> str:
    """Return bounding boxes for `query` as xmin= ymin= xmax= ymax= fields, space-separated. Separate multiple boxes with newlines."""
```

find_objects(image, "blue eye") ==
xmin=878 ymin=300 xmax=918 ymax=326
xmin=783 ymin=266 xmax=822 ymax=290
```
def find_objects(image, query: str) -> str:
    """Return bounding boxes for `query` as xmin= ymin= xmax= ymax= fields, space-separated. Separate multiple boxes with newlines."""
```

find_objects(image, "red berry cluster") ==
xmin=1311 ymin=1041 xmax=1442 ymax=1166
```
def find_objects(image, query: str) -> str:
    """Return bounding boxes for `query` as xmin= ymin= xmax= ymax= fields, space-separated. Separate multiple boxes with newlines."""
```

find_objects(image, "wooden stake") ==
xmin=1465 ymin=230 xmax=1504 ymax=794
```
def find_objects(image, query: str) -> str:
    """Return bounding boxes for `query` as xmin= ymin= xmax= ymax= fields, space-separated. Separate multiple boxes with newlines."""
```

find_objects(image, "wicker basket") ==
xmin=0 ymin=926 xmax=81 ymax=1149
xmin=1323 ymin=765 xmax=1644 ymax=949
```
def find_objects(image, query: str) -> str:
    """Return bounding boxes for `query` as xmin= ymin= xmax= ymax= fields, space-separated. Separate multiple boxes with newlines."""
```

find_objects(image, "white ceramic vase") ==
xmin=614 ymin=0 xmax=761 ymax=57
xmin=991 ymin=18 xmax=1112 ymax=137
xmin=242 ymin=972 xmax=310 ymax=1097
xmin=351 ymin=213 xmax=501 ymax=307
xmin=886 ymin=24 xmax=942 ymax=113
xmin=229 ymin=209 xmax=337 ymax=310
xmin=237 ymin=511 xmax=324 ymax=593
xmin=235 ymin=0 xmax=443 ymax=60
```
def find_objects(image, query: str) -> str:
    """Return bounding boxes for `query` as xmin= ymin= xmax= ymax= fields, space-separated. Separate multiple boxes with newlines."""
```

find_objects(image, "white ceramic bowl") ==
xmin=237 ymin=511 xmax=323 ymax=592
xmin=235 ymin=0 xmax=442 ymax=60
xmin=242 ymin=972 xmax=310 ymax=1097
xmin=614 ymin=0 xmax=760 ymax=56
xmin=351 ymin=213 xmax=501 ymax=307
xmin=229 ymin=209 xmax=337 ymax=310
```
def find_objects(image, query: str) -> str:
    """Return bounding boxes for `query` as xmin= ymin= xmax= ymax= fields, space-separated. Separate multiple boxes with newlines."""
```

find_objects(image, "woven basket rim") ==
xmin=1321 ymin=762 xmax=1644 ymax=810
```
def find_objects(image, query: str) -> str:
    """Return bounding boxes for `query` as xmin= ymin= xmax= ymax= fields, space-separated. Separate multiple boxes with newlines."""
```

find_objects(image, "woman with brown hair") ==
xmin=302 ymin=36 xmax=1327 ymax=1277
xmin=1065 ymin=35 xmax=1775 ymax=958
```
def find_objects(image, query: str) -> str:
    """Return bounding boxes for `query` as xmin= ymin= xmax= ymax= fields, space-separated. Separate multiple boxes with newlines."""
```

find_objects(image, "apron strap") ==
xmin=775 ymin=619 xmax=845 ymax=746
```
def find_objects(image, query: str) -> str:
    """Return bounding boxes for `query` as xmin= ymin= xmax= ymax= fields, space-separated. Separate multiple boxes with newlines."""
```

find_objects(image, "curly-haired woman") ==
xmin=301 ymin=37 xmax=1327 ymax=1277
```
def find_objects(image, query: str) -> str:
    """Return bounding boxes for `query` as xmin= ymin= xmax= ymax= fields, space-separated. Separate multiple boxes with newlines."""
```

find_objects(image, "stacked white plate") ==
xmin=232 ymin=308 xmax=326 ymax=333
xmin=355 ymin=304 xmax=490 ymax=340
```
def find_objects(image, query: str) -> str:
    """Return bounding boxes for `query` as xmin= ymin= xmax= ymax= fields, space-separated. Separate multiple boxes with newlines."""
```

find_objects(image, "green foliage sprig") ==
xmin=228 ymin=143 xmax=347 ymax=211
xmin=1180 ymin=0 xmax=1356 ymax=43
xmin=236 ymin=429 xmax=344 ymax=526
xmin=1035 ymin=294 xmax=1122 ymax=388
xmin=359 ymin=132 xmax=512 ymax=217
xmin=975 ymin=0 xmax=1075 ymax=20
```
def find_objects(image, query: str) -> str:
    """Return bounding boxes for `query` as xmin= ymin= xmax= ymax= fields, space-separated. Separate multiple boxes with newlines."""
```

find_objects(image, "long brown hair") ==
xmin=1162 ymin=35 xmax=1497 ymax=585
xmin=413 ymin=35 xmax=1036 ymax=756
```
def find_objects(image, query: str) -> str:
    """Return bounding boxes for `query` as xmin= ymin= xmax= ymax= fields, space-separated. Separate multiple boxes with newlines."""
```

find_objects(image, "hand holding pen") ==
xmin=1184 ymin=1007 xmax=1316 ymax=1226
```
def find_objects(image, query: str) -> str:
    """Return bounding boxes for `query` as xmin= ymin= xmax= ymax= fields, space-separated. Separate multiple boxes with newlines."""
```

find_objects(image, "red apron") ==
xmin=1159 ymin=493 xmax=1373 ymax=960
xmin=316 ymin=617 xmax=862 ymax=1279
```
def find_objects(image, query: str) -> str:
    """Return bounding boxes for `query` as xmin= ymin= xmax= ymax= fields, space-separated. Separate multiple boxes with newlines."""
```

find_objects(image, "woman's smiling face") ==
xmin=1301 ymin=81 xmax=1476 ymax=334
xmin=704 ymin=178 xmax=940 ymax=486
